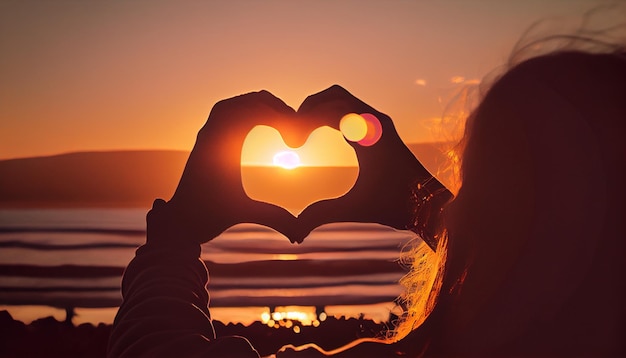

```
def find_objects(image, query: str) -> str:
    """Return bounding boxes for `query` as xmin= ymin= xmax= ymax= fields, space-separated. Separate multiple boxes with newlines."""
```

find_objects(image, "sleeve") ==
xmin=107 ymin=207 xmax=260 ymax=358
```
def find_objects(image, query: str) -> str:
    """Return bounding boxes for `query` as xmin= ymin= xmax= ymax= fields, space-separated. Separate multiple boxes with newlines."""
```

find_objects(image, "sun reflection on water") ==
xmin=261 ymin=306 xmax=322 ymax=333
xmin=273 ymin=254 xmax=298 ymax=261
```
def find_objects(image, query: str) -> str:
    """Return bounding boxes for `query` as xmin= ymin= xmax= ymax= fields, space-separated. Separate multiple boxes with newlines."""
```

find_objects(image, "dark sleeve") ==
xmin=107 ymin=227 xmax=259 ymax=357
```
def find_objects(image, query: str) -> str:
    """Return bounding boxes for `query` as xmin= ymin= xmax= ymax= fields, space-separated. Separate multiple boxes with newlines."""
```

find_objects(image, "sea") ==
xmin=0 ymin=208 xmax=416 ymax=325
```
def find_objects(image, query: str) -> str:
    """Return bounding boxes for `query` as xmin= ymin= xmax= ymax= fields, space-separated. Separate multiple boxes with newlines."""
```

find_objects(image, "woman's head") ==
xmin=396 ymin=10 xmax=625 ymax=350
xmin=440 ymin=49 xmax=626 ymax=353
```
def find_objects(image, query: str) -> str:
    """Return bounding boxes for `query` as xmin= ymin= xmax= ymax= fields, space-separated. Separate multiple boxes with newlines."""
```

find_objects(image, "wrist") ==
xmin=146 ymin=199 xmax=200 ymax=247
xmin=407 ymin=176 xmax=453 ymax=251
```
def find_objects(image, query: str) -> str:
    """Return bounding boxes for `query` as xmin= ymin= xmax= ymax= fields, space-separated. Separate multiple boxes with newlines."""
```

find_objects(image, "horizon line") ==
xmin=0 ymin=141 xmax=449 ymax=162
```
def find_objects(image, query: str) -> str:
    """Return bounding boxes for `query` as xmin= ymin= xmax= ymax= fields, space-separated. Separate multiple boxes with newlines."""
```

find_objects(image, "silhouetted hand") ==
xmin=148 ymin=86 xmax=438 ymax=245
xmin=149 ymin=90 xmax=309 ymax=244
xmin=292 ymin=85 xmax=434 ymax=242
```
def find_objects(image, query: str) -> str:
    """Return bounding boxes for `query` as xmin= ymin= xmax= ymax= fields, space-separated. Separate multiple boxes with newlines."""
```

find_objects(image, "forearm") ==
xmin=107 ymin=205 xmax=259 ymax=357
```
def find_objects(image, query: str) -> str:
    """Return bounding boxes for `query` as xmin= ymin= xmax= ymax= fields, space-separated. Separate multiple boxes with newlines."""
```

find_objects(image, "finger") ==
xmin=297 ymin=85 xmax=408 ymax=169
xmin=239 ymin=200 xmax=302 ymax=243
xmin=298 ymin=86 xmax=418 ymax=172
xmin=297 ymin=85 xmax=395 ymax=132
xmin=202 ymin=90 xmax=296 ymax=133
xmin=294 ymin=155 xmax=424 ymax=236
xmin=294 ymin=86 xmax=426 ymax=235
xmin=298 ymin=85 xmax=374 ymax=122
xmin=183 ymin=90 xmax=299 ymax=182
xmin=295 ymin=195 xmax=383 ymax=243
xmin=199 ymin=89 xmax=324 ymax=149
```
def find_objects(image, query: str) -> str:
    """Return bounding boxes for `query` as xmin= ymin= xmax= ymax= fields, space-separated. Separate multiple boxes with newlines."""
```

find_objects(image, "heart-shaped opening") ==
xmin=241 ymin=125 xmax=359 ymax=216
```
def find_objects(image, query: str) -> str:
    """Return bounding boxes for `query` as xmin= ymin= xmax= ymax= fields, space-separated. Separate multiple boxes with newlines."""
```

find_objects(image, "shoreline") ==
xmin=0 ymin=309 xmax=396 ymax=358
xmin=0 ymin=301 xmax=401 ymax=327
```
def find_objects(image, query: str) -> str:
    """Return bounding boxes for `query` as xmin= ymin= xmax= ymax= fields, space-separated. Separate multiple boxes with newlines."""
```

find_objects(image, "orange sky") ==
xmin=0 ymin=0 xmax=610 ymax=160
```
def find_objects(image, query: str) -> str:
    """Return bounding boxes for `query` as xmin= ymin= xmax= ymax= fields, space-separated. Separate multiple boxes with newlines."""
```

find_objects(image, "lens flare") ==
xmin=340 ymin=113 xmax=382 ymax=146
xmin=358 ymin=113 xmax=382 ymax=146
xmin=272 ymin=150 xmax=300 ymax=169
xmin=340 ymin=113 xmax=368 ymax=142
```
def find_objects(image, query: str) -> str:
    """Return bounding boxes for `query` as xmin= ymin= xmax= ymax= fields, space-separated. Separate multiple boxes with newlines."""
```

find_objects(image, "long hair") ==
xmin=391 ymin=4 xmax=626 ymax=343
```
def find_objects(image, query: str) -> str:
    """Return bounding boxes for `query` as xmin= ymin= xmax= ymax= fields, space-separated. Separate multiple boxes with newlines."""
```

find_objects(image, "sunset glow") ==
xmin=1 ymin=2 xmax=607 ymax=160
xmin=241 ymin=125 xmax=358 ymax=167
xmin=261 ymin=306 xmax=319 ymax=328
xmin=3 ymin=6 xmax=622 ymax=358
xmin=241 ymin=125 xmax=359 ymax=215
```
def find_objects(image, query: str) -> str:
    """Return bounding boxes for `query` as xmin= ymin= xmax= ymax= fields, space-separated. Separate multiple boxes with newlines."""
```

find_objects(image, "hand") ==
xmin=292 ymin=85 xmax=434 ymax=242
xmin=147 ymin=86 xmax=441 ymax=245
xmin=149 ymin=90 xmax=312 ymax=243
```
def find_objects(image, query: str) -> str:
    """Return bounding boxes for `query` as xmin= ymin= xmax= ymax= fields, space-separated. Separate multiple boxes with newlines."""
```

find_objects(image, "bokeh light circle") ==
xmin=340 ymin=113 xmax=368 ymax=142
xmin=340 ymin=113 xmax=382 ymax=146
xmin=358 ymin=113 xmax=382 ymax=146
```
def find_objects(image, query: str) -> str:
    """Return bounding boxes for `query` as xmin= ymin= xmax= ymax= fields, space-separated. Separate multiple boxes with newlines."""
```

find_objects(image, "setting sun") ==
xmin=241 ymin=125 xmax=359 ymax=215
xmin=241 ymin=125 xmax=358 ymax=167
xmin=273 ymin=151 xmax=300 ymax=169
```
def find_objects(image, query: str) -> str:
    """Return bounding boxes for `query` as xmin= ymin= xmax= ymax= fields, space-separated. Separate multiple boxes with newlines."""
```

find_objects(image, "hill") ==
xmin=0 ymin=143 xmax=448 ymax=208
xmin=0 ymin=150 xmax=188 ymax=208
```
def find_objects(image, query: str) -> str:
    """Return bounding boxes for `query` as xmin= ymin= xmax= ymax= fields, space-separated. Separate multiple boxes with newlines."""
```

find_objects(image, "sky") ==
xmin=0 ymin=0 xmax=614 ymax=160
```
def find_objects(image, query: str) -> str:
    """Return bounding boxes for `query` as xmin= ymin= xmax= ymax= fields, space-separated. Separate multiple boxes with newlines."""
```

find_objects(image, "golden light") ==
xmin=340 ymin=113 xmax=368 ymax=142
xmin=241 ymin=125 xmax=358 ymax=167
xmin=340 ymin=113 xmax=383 ymax=146
xmin=318 ymin=312 xmax=327 ymax=321
xmin=263 ymin=306 xmax=318 ymax=329
xmin=240 ymin=125 xmax=359 ymax=216
xmin=283 ymin=310 xmax=312 ymax=323
xmin=261 ymin=311 xmax=271 ymax=323
xmin=451 ymin=75 xmax=465 ymax=84
xmin=273 ymin=150 xmax=300 ymax=169
xmin=273 ymin=254 xmax=298 ymax=261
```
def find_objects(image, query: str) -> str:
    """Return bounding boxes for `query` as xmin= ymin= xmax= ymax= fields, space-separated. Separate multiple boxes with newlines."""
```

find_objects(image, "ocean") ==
xmin=0 ymin=208 xmax=415 ymax=325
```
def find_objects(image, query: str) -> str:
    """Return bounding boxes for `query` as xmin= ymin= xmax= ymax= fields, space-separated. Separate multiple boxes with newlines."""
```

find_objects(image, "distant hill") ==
xmin=0 ymin=150 xmax=189 ymax=208
xmin=0 ymin=144 xmax=448 ymax=208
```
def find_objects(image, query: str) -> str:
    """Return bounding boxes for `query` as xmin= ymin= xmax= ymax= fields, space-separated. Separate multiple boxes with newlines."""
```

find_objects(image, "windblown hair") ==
xmin=391 ymin=4 xmax=626 ymax=342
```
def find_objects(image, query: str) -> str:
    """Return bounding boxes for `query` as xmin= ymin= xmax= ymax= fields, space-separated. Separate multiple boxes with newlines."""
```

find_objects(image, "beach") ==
xmin=0 ymin=208 xmax=414 ymax=356
xmin=0 ymin=309 xmax=394 ymax=358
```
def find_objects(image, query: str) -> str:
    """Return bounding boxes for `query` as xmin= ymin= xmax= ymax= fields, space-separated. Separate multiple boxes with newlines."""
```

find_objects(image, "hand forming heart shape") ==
xmin=149 ymin=85 xmax=432 ymax=244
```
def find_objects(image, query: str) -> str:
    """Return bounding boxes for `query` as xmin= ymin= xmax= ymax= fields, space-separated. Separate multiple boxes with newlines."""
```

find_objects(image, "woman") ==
xmin=108 ymin=48 xmax=626 ymax=356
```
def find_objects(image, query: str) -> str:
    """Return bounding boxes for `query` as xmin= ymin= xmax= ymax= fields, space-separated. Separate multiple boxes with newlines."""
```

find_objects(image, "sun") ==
xmin=273 ymin=150 xmax=300 ymax=169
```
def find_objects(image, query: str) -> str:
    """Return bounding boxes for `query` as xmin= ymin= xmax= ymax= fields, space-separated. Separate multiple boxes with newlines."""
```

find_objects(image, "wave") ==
xmin=0 ymin=276 xmax=398 ymax=292
xmin=0 ymin=240 xmax=401 ymax=254
xmin=0 ymin=210 xmax=411 ymax=311
xmin=0 ymin=264 xmax=124 ymax=278
xmin=0 ymin=241 xmax=140 ymax=250
xmin=0 ymin=227 xmax=145 ymax=235
xmin=0 ymin=259 xmax=405 ymax=278
xmin=0 ymin=263 xmax=405 ymax=308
